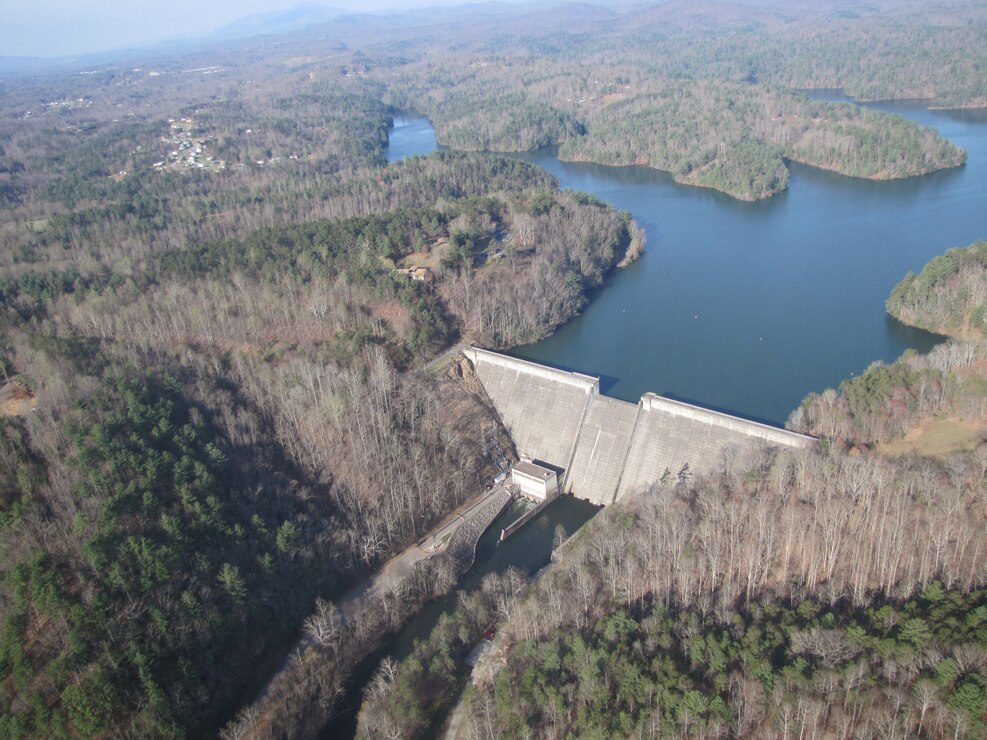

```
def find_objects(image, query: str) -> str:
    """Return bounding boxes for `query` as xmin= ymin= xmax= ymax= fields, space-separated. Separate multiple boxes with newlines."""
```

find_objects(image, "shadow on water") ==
xmin=884 ymin=313 xmax=947 ymax=355
xmin=933 ymin=107 xmax=987 ymax=125
xmin=786 ymin=157 xmax=967 ymax=199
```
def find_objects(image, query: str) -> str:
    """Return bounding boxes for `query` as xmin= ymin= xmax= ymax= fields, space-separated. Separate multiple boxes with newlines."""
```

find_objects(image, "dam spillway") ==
xmin=463 ymin=347 xmax=815 ymax=506
xmin=567 ymin=395 xmax=639 ymax=504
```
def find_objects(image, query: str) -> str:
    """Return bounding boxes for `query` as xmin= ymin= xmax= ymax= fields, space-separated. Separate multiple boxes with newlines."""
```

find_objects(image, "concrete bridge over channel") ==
xmin=463 ymin=347 xmax=815 ymax=506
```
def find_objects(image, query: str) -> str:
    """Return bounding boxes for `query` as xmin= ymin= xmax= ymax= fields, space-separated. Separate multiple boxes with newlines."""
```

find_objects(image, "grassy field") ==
xmin=878 ymin=417 xmax=987 ymax=458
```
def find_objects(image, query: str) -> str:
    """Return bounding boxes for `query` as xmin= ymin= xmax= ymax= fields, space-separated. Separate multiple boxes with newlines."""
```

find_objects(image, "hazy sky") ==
xmin=0 ymin=1 xmax=489 ymax=58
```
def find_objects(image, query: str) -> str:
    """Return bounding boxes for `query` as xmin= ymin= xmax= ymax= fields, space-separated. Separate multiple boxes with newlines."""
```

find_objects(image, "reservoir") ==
xmin=337 ymin=101 xmax=986 ymax=735
xmin=388 ymin=102 xmax=987 ymax=425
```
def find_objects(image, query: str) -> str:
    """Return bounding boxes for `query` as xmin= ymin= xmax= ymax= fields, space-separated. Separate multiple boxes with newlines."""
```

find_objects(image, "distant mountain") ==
xmin=207 ymin=3 xmax=351 ymax=41
xmin=0 ymin=5 xmax=353 ymax=75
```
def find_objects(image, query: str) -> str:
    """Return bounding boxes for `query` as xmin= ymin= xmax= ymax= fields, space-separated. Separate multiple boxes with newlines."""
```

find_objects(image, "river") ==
xmin=388 ymin=100 xmax=987 ymax=425
xmin=320 ymin=495 xmax=598 ymax=737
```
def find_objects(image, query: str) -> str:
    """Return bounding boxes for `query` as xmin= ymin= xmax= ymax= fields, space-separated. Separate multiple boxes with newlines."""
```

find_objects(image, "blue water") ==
xmin=386 ymin=112 xmax=440 ymax=163
xmin=387 ymin=102 xmax=987 ymax=425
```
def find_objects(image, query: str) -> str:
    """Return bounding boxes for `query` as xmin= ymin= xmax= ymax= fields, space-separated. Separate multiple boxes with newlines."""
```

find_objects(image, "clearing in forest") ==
xmin=878 ymin=417 xmax=987 ymax=458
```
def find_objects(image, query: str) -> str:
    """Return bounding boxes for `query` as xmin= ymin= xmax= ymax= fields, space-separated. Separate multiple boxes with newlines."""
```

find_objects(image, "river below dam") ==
xmin=320 ymin=495 xmax=598 ymax=737
xmin=315 ymin=99 xmax=987 ymax=737
xmin=389 ymin=100 xmax=987 ymax=425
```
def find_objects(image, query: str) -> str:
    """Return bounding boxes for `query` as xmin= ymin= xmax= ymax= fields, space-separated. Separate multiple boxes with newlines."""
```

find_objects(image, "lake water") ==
xmin=387 ymin=112 xmax=443 ymax=163
xmin=387 ymin=102 xmax=987 ymax=425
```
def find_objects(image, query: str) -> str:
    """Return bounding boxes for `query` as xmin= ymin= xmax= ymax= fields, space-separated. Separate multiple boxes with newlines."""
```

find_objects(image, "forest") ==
xmin=1 ymin=0 xmax=986 ymax=737
xmin=888 ymin=241 xmax=987 ymax=340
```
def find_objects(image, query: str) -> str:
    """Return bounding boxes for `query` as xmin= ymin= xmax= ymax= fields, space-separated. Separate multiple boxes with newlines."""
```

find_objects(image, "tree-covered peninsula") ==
xmin=888 ymin=241 xmax=987 ymax=340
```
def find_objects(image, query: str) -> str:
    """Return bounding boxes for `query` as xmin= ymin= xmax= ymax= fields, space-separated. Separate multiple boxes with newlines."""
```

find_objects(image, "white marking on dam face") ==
xmin=464 ymin=347 xmax=815 ymax=506
xmin=568 ymin=395 xmax=639 ymax=504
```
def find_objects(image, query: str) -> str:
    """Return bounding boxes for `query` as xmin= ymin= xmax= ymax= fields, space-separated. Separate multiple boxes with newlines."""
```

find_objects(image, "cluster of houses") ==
xmin=152 ymin=118 xmax=225 ymax=173
xmin=44 ymin=97 xmax=92 ymax=111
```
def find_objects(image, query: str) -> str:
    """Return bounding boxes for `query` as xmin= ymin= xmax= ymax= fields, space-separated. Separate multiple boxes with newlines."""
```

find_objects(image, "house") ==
xmin=396 ymin=266 xmax=435 ymax=283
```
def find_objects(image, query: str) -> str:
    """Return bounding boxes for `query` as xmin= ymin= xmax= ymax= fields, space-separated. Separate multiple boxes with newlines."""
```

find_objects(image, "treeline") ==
xmin=400 ymin=84 xmax=582 ymax=153
xmin=888 ymin=241 xmax=987 ymax=339
xmin=0 ymin=152 xmax=557 ymax=318
xmin=469 ymin=583 xmax=987 ymax=738
xmin=438 ymin=191 xmax=643 ymax=347
xmin=33 ymin=186 xmax=637 ymax=368
xmin=753 ymin=13 xmax=987 ymax=108
xmin=3 ymin=133 xmax=556 ymax=281
xmin=0 ymin=345 xmax=342 ymax=737
xmin=456 ymin=441 xmax=987 ymax=737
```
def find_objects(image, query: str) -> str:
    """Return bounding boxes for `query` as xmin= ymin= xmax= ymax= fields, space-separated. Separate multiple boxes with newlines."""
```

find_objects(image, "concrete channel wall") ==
xmin=464 ymin=348 xmax=816 ymax=506
xmin=499 ymin=490 xmax=559 ymax=541
xmin=445 ymin=488 xmax=514 ymax=574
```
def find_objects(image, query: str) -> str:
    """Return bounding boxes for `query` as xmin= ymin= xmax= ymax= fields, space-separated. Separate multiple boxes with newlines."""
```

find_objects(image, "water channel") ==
xmin=320 ymin=100 xmax=987 ymax=736
xmin=320 ymin=495 xmax=598 ymax=737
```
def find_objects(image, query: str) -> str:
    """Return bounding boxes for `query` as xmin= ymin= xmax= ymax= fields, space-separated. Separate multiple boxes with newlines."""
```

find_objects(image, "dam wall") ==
xmin=566 ymin=395 xmax=640 ymax=505
xmin=464 ymin=348 xmax=815 ymax=505
xmin=640 ymin=393 xmax=815 ymax=448
xmin=463 ymin=348 xmax=596 ymax=488
xmin=615 ymin=394 xmax=816 ymax=500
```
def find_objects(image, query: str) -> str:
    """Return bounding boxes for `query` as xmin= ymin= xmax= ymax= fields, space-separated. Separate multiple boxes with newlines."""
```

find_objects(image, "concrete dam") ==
xmin=463 ymin=347 xmax=815 ymax=506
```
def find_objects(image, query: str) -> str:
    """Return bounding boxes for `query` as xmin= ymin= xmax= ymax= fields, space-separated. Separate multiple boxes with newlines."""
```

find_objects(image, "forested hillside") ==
xmin=0 ymin=25 xmax=642 ymax=734
xmin=390 ymin=65 xmax=964 ymax=201
xmin=1 ymin=1 xmax=986 ymax=737
xmin=400 ymin=441 xmax=987 ymax=738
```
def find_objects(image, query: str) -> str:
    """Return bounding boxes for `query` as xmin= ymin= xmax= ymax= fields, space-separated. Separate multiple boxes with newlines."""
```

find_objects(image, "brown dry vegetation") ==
xmin=0 ymin=381 xmax=36 ymax=418
xmin=878 ymin=417 xmax=987 ymax=458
